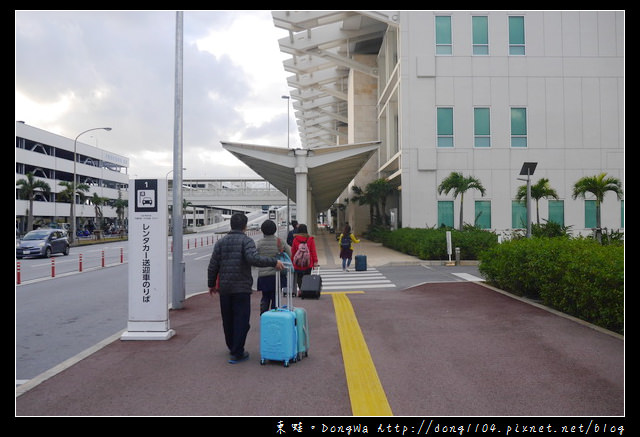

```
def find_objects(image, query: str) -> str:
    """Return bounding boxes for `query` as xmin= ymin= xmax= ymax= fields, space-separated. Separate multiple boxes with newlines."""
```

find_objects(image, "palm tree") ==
xmin=112 ymin=190 xmax=128 ymax=228
xmin=366 ymin=178 xmax=397 ymax=226
xmin=90 ymin=193 xmax=109 ymax=227
xmin=58 ymin=181 xmax=90 ymax=242
xmin=438 ymin=172 xmax=486 ymax=230
xmin=351 ymin=184 xmax=377 ymax=226
xmin=16 ymin=172 xmax=51 ymax=232
xmin=572 ymin=172 xmax=623 ymax=239
xmin=351 ymin=178 xmax=397 ymax=227
xmin=515 ymin=177 xmax=559 ymax=224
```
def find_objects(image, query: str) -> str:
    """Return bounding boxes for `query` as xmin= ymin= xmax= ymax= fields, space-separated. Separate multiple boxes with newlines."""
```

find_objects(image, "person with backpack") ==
xmin=338 ymin=224 xmax=360 ymax=272
xmin=256 ymin=219 xmax=291 ymax=315
xmin=286 ymin=220 xmax=298 ymax=246
xmin=291 ymin=223 xmax=319 ymax=292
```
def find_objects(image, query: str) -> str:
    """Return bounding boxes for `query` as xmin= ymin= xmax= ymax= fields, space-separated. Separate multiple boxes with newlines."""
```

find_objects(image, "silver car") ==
xmin=16 ymin=229 xmax=70 ymax=259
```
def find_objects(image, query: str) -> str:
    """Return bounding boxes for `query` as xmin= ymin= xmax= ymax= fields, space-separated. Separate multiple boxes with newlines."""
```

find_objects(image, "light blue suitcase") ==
xmin=293 ymin=306 xmax=309 ymax=360
xmin=260 ymin=262 xmax=298 ymax=367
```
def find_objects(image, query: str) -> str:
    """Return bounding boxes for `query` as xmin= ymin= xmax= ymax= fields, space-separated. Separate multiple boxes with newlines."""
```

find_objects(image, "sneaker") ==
xmin=228 ymin=351 xmax=249 ymax=364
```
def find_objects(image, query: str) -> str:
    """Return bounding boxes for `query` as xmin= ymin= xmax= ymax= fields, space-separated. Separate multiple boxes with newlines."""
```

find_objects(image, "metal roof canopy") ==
xmin=220 ymin=141 xmax=379 ymax=212
xmin=272 ymin=11 xmax=397 ymax=149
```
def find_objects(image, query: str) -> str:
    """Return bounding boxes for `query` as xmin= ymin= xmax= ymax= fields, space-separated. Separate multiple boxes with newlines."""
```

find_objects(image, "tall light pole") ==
xmin=72 ymin=127 xmax=112 ymax=244
xmin=518 ymin=162 xmax=537 ymax=238
xmin=172 ymin=11 xmax=185 ymax=310
xmin=282 ymin=95 xmax=291 ymax=230
xmin=282 ymin=95 xmax=290 ymax=149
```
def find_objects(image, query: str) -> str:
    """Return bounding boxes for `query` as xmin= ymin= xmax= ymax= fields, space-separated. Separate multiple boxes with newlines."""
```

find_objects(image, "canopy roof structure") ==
xmin=220 ymin=141 xmax=379 ymax=213
xmin=272 ymin=11 xmax=398 ymax=148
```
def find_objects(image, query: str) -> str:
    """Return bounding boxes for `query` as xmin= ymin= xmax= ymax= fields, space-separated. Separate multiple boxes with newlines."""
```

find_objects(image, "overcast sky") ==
xmin=15 ymin=10 xmax=297 ymax=179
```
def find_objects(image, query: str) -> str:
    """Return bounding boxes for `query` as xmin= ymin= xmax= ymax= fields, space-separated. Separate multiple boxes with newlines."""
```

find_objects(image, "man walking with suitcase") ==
xmin=208 ymin=213 xmax=285 ymax=364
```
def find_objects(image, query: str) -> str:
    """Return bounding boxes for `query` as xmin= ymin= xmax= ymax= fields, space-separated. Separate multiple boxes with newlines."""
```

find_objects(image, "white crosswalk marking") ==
xmin=320 ymin=268 xmax=396 ymax=291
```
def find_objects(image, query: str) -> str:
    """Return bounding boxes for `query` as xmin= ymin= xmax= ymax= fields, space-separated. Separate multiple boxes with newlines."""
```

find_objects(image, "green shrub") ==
xmin=380 ymin=227 xmax=498 ymax=260
xmin=479 ymin=238 xmax=624 ymax=334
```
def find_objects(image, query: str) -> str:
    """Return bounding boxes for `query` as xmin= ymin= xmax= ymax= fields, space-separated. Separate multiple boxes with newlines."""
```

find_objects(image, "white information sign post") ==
xmin=121 ymin=178 xmax=175 ymax=340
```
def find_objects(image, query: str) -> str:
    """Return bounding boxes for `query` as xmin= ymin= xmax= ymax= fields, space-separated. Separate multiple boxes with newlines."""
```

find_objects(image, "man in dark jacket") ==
xmin=208 ymin=213 xmax=284 ymax=363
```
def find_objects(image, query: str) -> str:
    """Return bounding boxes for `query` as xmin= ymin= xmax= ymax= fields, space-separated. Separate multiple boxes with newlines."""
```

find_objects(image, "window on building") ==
xmin=509 ymin=16 xmax=525 ymax=55
xmin=472 ymin=16 xmax=489 ymax=55
xmin=512 ymin=200 xmax=527 ymax=229
xmin=548 ymin=200 xmax=565 ymax=226
xmin=435 ymin=16 xmax=452 ymax=55
xmin=438 ymin=201 xmax=454 ymax=228
xmin=475 ymin=200 xmax=491 ymax=229
xmin=584 ymin=200 xmax=597 ymax=229
xmin=474 ymin=107 xmax=491 ymax=147
xmin=511 ymin=108 xmax=527 ymax=147
xmin=437 ymin=107 xmax=454 ymax=147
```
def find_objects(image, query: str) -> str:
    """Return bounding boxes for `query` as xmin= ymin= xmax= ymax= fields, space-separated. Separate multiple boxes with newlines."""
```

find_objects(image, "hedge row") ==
xmin=478 ymin=238 xmax=624 ymax=334
xmin=377 ymin=227 xmax=498 ymax=261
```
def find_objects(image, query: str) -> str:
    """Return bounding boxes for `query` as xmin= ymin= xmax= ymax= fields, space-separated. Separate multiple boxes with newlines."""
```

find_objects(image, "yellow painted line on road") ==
xmin=331 ymin=292 xmax=393 ymax=416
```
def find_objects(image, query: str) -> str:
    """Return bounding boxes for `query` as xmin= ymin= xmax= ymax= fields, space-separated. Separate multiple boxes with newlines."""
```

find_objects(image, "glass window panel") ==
xmin=438 ymin=137 xmax=454 ymax=148
xmin=475 ymin=200 xmax=491 ymax=229
xmin=437 ymin=107 xmax=454 ymax=147
xmin=474 ymin=108 xmax=490 ymax=135
xmin=436 ymin=16 xmax=452 ymax=44
xmin=437 ymin=108 xmax=453 ymax=135
xmin=511 ymin=108 xmax=527 ymax=134
xmin=548 ymin=200 xmax=564 ymax=226
xmin=472 ymin=16 xmax=488 ymax=44
xmin=436 ymin=16 xmax=452 ymax=55
xmin=512 ymin=200 xmax=527 ymax=228
xmin=475 ymin=137 xmax=491 ymax=148
xmin=438 ymin=201 xmax=454 ymax=228
xmin=509 ymin=16 xmax=525 ymax=55
xmin=585 ymin=200 xmax=597 ymax=229
xmin=509 ymin=16 xmax=525 ymax=44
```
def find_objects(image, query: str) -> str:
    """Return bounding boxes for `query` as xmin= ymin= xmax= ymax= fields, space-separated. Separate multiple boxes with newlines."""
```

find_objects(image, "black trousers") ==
xmin=219 ymin=293 xmax=251 ymax=358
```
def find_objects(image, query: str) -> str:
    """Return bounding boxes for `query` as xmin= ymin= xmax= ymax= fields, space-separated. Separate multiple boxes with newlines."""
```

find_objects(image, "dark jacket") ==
xmin=207 ymin=230 xmax=278 ymax=294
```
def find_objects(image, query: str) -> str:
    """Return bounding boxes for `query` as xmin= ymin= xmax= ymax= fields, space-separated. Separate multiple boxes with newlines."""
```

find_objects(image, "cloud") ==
xmin=15 ymin=10 xmax=293 ymax=179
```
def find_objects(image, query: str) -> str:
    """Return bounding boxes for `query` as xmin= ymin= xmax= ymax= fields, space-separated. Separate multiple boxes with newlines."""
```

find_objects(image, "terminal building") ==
xmin=15 ymin=121 xmax=129 ymax=234
xmin=225 ymin=11 xmax=623 ymax=236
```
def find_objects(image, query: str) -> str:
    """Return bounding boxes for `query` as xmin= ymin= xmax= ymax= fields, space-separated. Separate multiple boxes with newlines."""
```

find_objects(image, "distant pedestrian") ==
xmin=338 ymin=224 xmax=360 ymax=271
xmin=291 ymin=223 xmax=319 ymax=292
xmin=286 ymin=220 xmax=298 ymax=246
xmin=256 ymin=219 xmax=291 ymax=314
xmin=208 ymin=213 xmax=285 ymax=364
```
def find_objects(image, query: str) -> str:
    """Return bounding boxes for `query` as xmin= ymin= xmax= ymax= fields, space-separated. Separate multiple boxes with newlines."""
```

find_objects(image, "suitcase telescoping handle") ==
xmin=275 ymin=261 xmax=294 ymax=310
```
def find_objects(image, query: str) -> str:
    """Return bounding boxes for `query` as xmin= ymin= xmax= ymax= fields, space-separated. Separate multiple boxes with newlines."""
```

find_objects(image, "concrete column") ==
xmin=294 ymin=149 xmax=308 ymax=225
xmin=346 ymin=54 xmax=379 ymax=236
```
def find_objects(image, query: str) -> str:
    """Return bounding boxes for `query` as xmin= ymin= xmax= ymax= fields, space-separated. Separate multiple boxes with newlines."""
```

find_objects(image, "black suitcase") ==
xmin=300 ymin=267 xmax=322 ymax=299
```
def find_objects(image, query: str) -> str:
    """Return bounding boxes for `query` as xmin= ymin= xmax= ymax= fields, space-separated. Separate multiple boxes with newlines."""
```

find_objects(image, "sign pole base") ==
xmin=121 ymin=329 xmax=175 ymax=341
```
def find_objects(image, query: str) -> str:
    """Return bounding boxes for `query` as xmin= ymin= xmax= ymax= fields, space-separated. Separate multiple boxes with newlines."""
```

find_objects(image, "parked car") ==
xmin=16 ymin=228 xmax=70 ymax=259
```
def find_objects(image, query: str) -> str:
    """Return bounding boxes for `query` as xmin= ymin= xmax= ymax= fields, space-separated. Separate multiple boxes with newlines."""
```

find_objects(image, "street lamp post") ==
xmin=282 ymin=95 xmax=291 ymax=228
xmin=518 ymin=162 xmax=537 ymax=238
xmin=72 ymin=127 xmax=112 ymax=244
xmin=282 ymin=95 xmax=290 ymax=149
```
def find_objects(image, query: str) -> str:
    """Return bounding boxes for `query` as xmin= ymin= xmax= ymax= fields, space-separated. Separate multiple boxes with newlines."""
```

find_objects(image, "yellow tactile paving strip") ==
xmin=329 ymin=291 xmax=393 ymax=416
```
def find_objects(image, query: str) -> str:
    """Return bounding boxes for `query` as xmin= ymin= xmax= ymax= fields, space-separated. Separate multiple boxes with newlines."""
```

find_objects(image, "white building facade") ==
xmin=15 ymin=121 xmax=129 ymax=233
xmin=274 ymin=11 xmax=624 ymax=235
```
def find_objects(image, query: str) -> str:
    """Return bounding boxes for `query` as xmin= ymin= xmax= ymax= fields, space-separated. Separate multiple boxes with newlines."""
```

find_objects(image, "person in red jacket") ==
xmin=290 ymin=223 xmax=319 ymax=293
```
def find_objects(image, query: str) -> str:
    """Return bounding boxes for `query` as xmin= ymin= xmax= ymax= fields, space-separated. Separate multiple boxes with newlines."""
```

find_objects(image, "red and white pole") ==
xmin=79 ymin=254 xmax=83 ymax=272
xmin=51 ymin=258 xmax=55 ymax=277
xmin=16 ymin=261 xmax=21 ymax=284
